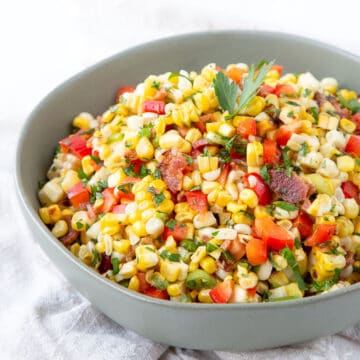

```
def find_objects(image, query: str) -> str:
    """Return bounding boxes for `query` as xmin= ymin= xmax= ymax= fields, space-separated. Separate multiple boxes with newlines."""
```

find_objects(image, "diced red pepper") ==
xmin=59 ymin=134 xmax=92 ymax=159
xmin=209 ymin=279 xmax=234 ymax=304
xmin=293 ymin=211 xmax=314 ymax=238
xmin=192 ymin=138 xmax=210 ymax=151
xmin=143 ymin=287 xmax=169 ymax=300
xmin=271 ymin=64 xmax=284 ymax=75
xmin=112 ymin=204 xmax=127 ymax=214
xmin=226 ymin=67 xmax=246 ymax=84
xmin=101 ymin=188 xmax=118 ymax=213
xmin=247 ymin=286 xmax=257 ymax=297
xmin=276 ymin=123 xmax=301 ymax=147
xmin=237 ymin=118 xmax=257 ymax=138
xmin=163 ymin=221 xmax=187 ymax=241
xmin=137 ymin=272 xmax=151 ymax=292
xmin=345 ymin=135 xmax=360 ymax=157
xmin=243 ymin=173 xmax=272 ymax=205
xmin=195 ymin=114 xmax=214 ymax=133
xmin=304 ymin=224 xmax=336 ymax=247
xmin=115 ymin=85 xmax=135 ymax=103
xmin=68 ymin=182 xmax=90 ymax=208
xmin=143 ymin=100 xmax=165 ymax=114
xmin=273 ymin=84 xmax=297 ymax=97
xmin=114 ymin=186 xmax=135 ymax=202
xmin=185 ymin=190 xmax=208 ymax=213
xmin=258 ymin=84 xmax=275 ymax=97
xmin=351 ymin=113 xmax=360 ymax=132
xmin=341 ymin=181 xmax=360 ymax=205
xmin=246 ymin=237 xmax=268 ymax=266
xmin=217 ymin=164 xmax=231 ymax=187
xmin=263 ymin=139 xmax=280 ymax=165
xmin=255 ymin=217 xmax=294 ymax=250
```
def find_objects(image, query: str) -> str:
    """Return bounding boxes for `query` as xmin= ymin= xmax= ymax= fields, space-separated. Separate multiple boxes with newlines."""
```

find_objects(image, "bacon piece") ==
xmin=159 ymin=149 xmax=187 ymax=193
xmin=314 ymin=92 xmax=327 ymax=107
xmin=269 ymin=169 xmax=314 ymax=204
xmin=314 ymin=92 xmax=351 ymax=119
xmin=59 ymin=216 xmax=79 ymax=247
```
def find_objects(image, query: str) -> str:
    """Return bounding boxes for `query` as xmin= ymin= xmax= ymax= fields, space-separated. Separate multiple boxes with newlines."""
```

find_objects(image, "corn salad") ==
xmin=38 ymin=61 xmax=360 ymax=303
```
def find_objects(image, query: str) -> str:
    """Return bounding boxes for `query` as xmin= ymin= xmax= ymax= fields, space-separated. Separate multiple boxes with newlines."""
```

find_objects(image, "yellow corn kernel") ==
xmin=132 ymin=221 xmax=147 ymax=237
xmin=337 ymin=155 xmax=355 ymax=172
xmin=39 ymin=207 xmax=51 ymax=224
xmin=132 ymin=179 xmax=151 ymax=194
xmin=135 ymin=245 xmax=159 ymax=271
xmin=102 ymin=109 xmax=115 ymax=123
xmin=141 ymin=208 xmax=157 ymax=222
xmin=198 ymin=289 xmax=213 ymax=303
xmin=218 ymin=123 xmax=236 ymax=137
xmin=60 ymin=170 xmax=80 ymax=194
xmin=73 ymin=115 xmax=90 ymax=129
xmin=154 ymin=117 xmax=166 ymax=136
xmin=134 ymin=190 xmax=152 ymax=203
xmin=113 ymin=239 xmax=131 ymax=254
xmin=233 ymin=115 xmax=253 ymax=127
xmin=61 ymin=209 xmax=73 ymax=217
xmin=246 ymin=141 xmax=263 ymax=167
xmin=200 ymin=256 xmax=217 ymax=274
xmin=318 ymin=112 xmax=339 ymax=130
xmin=136 ymin=137 xmax=154 ymax=160
xmin=201 ymin=181 xmax=220 ymax=195
xmin=188 ymin=261 xmax=199 ymax=272
xmin=81 ymin=156 xmax=96 ymax=177
xmin=192 ymin=170 xmax=202 ymax=186
xmin=285 ymin=283 xmax=304 ymax=298
xmin=257 ymin=118 xmax=276 ymax=137
xmin=174 ymin=202 xmax=194 ymax=214
xmin=191 ymin=245 xmax=207 ymax=264
xmin=70 ymin=242 xmax=80 ymax=256
xmin=207 ymin=188 xmax=220 ymax=206
xmin=159 ymin=130 xmax=185 ymax=150
xmin=136 ymin=200 xmax=152 ymax=213
xmin=128 ymin=275 xmax=140 ymax=292
xmin=51 ymin=220 xmax=69 ymax=238
xmin=128 ymin=210 xmax=141 ymax=224
xmin=338 ymin=89 xmax=357 ymax=101
xmin=226 ymin=201 xmax=245 ymax=213
xmin=343 ymin=199 xmax=359 ymax=219
xmin=98 ymin=144 xmax=111 ymax=159
xmin=163 ymin=235 xmax=177 ymax=251
xmin=160 ymin=260 xmax=181 ymax=282
xmin=95 ymin=240 xmax=106 ymax=253
xmin=182 ymin=175 xmax=194 ymax=191
xmin=340 ymin=118 xmax=356 ymax=133
xmin=197 ymin=155 xmax=219 ymax=174
xmin=99 ymin=213 xmax=124 ymax=235
xmin=149 ymin=179 xmax=166 ymax=192
xmin=40 ymin=204 xmax=62 ymax=224
xmin=185 ymin=128 xmax=202 ymax=143
xmin=336 ymin=216 xmax=355 ymax=237
xmin=206 ymin=121 xmax=222 ymax=133
xmin=240 ymin=189 xmax=258 ymax=208
xmin=244 ymin=96 xmax=266 ymax=116
xmin=216 ymin=190 xmax=232 ymax=207
xmin=254 ymin=206 xmax=269 ymax=219
xmin=232 ymin=212 xmax=253 ymax=225
xmin=156 ymin=199 xmax=174 ymax=213
xmin=167 ymin=283 xmax=183 ymax=297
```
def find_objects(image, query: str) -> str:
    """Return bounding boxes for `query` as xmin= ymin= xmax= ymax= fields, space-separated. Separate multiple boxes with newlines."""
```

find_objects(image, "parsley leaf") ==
xmin=151 ymin=80 xmax=161 ymax=90
xmin=165 ymin=219 xmax=177 ymax=231
xmin=299 ymin=142 xmax=309 ymax=157
xmin=139 ymin=164 xmax=150 ymax=178
xmin=275 ymin=201 xmax=298 ymax=212
xmin=138 ymin=123 xmax=154 ymax=138
xmin=213 ymin=71 xmax=238 ymax=114
xmin=338 ymin=93 xmax=360 ymax=114
xmin=148 ymin=186 xmax=165 ymax=206
xmin=153 ymin=168 xmax=162 ymax=179
xmin=282 ymin=146 xmax=293 ymax=177
xmin=160 ymin=249 xmax=180 ymax=262
xmin=260 ymin=165 xmax=271 ymax=184
xmin=280 ymin=247 xmax=307 ymax=291
xmin=111 ymin=258 xmax=120 ymax=274
xmin=180 ymin=239 xmax=199 ymax=252
xmin=168 ymin=72 xmax=193 ymax=85
xmin=309 ymin=107 xmax=319 ymax=122
xmin=123 ymin=163 xmax=137 ymax=177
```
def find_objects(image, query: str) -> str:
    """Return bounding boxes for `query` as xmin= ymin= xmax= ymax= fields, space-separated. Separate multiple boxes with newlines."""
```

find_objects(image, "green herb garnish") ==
xmin=280 ymin=247 xmax=307 ymax=291
xmin=275 ymin=201 xmax=298 ymax=212
xmin=338 ymin=93 xmax=360 ymax=114
xmin=168 ymin=72 xmax=193 ymax=85
xmin=138 ymin=123 xmax=154 ymax=138
xmin=148 ymin=186 xmax=166 ymax=206
xmin=111 ymin=258 xmax=119 ymax=274
xmin=260 ymin=165 xmax=271 ymax=184
xmin=165 ymin=219 xmax=177 ymax=231
xmin=299 ymin=142 xmax=309 ymax=157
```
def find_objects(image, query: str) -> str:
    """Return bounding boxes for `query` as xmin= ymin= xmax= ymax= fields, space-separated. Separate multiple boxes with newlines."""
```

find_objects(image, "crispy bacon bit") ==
xmin=141 ymin=237 xmax=154 ymax=245
xmin=314 ymin=92 xmax=327 ymax=107
xmin=314 ymin=92 xmax=351 ymax=119
xmin=269 ymin=169 xmax=314 ymax=204
xmin=124 ymin=149 xmax=137 ymax=161
xmin=159 ymin=148 xmax=187 ymax=193
xmin=59 ymin=216 xmax=79 ymax=247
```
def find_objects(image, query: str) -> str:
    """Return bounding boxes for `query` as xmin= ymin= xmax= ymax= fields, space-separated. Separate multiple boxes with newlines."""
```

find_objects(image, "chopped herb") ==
xmin=78 ymin=168 xmax=91 ymax=184
xmin=165 ymin=219 xmax=177 ymax=230
xmin=303 ymin=88 xmax=312 ymax=97
xmin=151 ymin=274 xmax=169 ymax=290
xmin=38 ymin=180 xmax=46 ymax=189
xmin=260 ymin=165 xmax=271 ymax=184
xmin=90 ymin=155 xmax=102 ymax=165
xmin=299 ymin=142 xmax=309 ymax=157
xmin=111 ymin=258 xmax=119 ymax=274
xmin=183 ymin=154 xmax=193 ymax=165
xmin=148 ymin=186 xmax=166 ymax=206
xmin=168 ymin=72 xmax=193 ymax=84
xmin=282 ymin=146 xmax=293 ymax=177
xmin=225 ymin=135 xmax=239 ymax=152
xmin=117 ymin=183 xmax=133 ymax=194
xmin=219 ymin=149 xmax=231 ymax=163
xmin=286 ymin=101 xmax=300 ymax=107
xmin=338 ymin=94 xmax=360 ymax=114
xmin=145 ymin=246 xmax=155 ymax=252
xmin=222 ymin=249 xmax=235 ymax=261
xmin=213 ymin=60 xmax=274 ymax=117
xmin=266 ymin=204 xmax=275 ymax=214
xmin=151 ymin=80 xmax=161 ymax=90
xmin=76 ymin=221 xmax=83 ymax=229
xmin=206 ymin=243 xmax=218 ymax=253
xmin=280 ymin=247 xmax=307 ymax=291
xmin=211 ymin=230 xmax=219 ymax=237
xmin=139 ymin=164 xmax=150 ymax=178
xmin=201 ymin=146 xmax=211 ymax=157
xmin=54 ymin=144 xmax=61 ymax=156
xmin=160 ymin=249 xmax=180 ymax=262
xmin=275 ymin=201 xmax=298 ymax=212
xmin=287 ymin=111 xmax=295 ymax=117
xmin=294 ymin=237 xmax=301 ymax=249
xmin=153 ymin=168 xmax=162 ymax=179
xmin=138 ymin=123 xmax=154 ymax=139
xmin=108 ymin=132 xmax=125 ymax=143
xmin=123 ymin=163 xmax=137 ymax=177
xmin=92 ymin=250 xmax=100 ymax=266
xmin=180 ymin=239 xmax=199 ymax=252
xmin=309 ymin=107 xmax=319 ymax=122
xmin=313 ymin=268 xmax=341 ymax=292
xmin=189 ymin=185 xmax=201 ymax=191
xmin=89 ymin=180 xmax=108 ymax=203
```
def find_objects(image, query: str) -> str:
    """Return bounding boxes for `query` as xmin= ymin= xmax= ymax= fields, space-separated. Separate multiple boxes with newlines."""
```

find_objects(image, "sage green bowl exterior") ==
xmin=15 ymin=31 xmax=360 ymax=351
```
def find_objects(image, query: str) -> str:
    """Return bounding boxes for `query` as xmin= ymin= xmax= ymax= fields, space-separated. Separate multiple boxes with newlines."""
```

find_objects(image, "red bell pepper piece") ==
xmin=263 ymin=139 xmax=280 ymax=165
xmin=247 ymin=286 xmax=257 ymax=298
xmin=273 ymin=84 xmax=297 ymax=97
xmin=243 ymin=173 xmax=272 ymax=205
xmin=258 ymin=84 xmax=275 ymax=97
xmin=341 ymin=181 xmax=360 ymax=205
xmin=293 ymin=211 xmax=314 ymax=238
xmin=68 ymin=182 xmax=90 ymax=208
xmin=351 ymin=113 xmax=360 ymax=132
xmin=304 ymin=224 xmax=336 ymax=247
xmin=345 ymin=135 xmax=360 ymax=157
xmin=222 ymin=239 xmax=246 ymax=260
xmin=246 ymin=237 xmax=268 ymax=266
xmin=143 ymin=100 xmax=165 ymax=114
xmin=143 ymin=287 xmax=169 ymax=300
xmin=185 ymin=190 xmax=208 ymax=213
xmin=101 ymin=188 xmax=118 ymax=213
xmin=209 ymin=279 xmax=234 ymax=304
xmin=255 ymin=217 xmax=294 ymax=250
xmin=237 ymin=118 xmax=257 ymax=138
xmin=276 ymin=123 xmax=302 ymax=147
xmin=217 ymin=163 xmax=231 ymax=187
xmin=115 ymin=85 xmax=135 ymax=103
xmin=163 ymin=221 xmax=187 ymax=241
xmin=59 ymin=134 xmax=92 ymax=159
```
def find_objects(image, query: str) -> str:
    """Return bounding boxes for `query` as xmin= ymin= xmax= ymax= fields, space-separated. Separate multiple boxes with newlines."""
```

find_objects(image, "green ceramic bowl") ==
xmin=15 ymin=31 xmax=360 ymax=351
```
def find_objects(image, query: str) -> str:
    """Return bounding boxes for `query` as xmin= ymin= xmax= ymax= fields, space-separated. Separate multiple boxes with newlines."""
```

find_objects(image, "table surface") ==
xmin=2 ymin=0 xmax=360 ymax=359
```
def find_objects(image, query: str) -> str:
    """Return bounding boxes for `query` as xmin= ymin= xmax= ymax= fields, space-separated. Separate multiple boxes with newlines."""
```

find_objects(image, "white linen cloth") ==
xmin=2 ymin=0 xmax=360 ymax=358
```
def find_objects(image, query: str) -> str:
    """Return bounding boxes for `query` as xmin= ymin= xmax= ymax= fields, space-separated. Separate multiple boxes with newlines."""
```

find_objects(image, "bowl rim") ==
xmin=15 ymin=29 xmax=360 ymax=310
